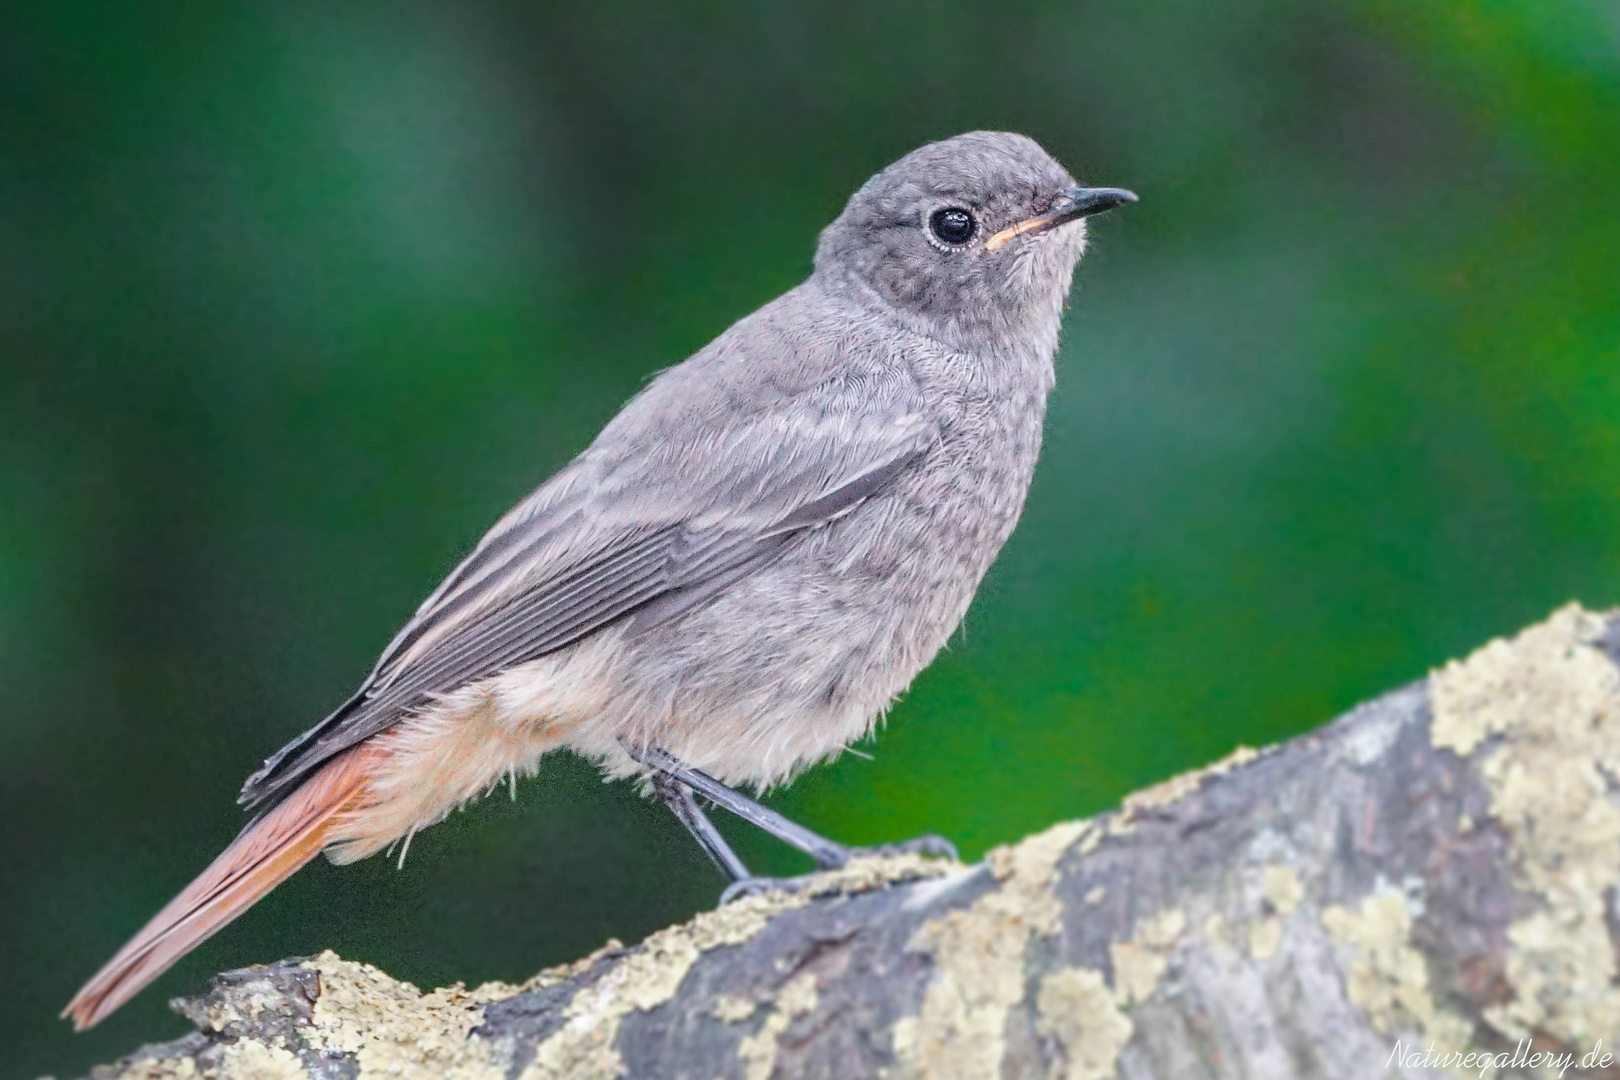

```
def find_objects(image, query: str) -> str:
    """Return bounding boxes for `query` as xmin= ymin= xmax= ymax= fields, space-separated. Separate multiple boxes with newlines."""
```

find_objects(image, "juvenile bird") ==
xmin=64 ymin=130 xmax=1134 ymax=1029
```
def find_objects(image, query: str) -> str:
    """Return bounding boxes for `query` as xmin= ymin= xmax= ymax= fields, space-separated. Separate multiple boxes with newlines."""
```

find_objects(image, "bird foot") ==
xmin=717 ymin=833 xmax=959 ymax=904
xmin=720 ymin=874 xmax=810 ymax=904
xmin=842 ymin=833 xmax=959 ymax=863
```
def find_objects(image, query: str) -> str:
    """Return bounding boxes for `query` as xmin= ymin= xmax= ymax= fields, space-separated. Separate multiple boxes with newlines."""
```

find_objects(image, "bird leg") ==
xmin=649 ymin=772 xmax=752 ymax=882
xmin=623 ymin=740 xmax=958 ymax=902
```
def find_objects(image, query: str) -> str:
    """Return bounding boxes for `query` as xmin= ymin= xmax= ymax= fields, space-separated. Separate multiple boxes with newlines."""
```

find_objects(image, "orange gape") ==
xmin=61 ymin=743 xmax=388 ymax=1031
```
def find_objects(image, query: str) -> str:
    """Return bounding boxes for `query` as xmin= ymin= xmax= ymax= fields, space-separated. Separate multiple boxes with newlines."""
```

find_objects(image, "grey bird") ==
xmin=64 ymin=130 xmax=1135 ymax=1029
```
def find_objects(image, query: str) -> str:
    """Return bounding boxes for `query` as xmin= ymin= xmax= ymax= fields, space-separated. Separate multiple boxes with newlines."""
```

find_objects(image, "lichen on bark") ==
xmin=82 ymin=604 xmax=1620 ymax=1080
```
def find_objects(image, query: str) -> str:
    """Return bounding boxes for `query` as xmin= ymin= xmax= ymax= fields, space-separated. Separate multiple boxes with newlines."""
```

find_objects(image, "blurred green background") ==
xmin=4 ymin=0 xmax=1619 ymax=1074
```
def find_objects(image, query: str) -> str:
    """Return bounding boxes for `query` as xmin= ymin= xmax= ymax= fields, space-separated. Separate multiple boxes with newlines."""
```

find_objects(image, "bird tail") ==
xmin=62 ymin=743 xmax=385 ymax=1030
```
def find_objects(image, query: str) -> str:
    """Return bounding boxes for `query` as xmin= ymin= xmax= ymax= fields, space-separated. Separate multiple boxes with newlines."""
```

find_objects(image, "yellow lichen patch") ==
xmin=1242 ymin=864 xmax=1302 ymax=962
xmin=1429 ymin=603 xmax=1620 ymax=1045
xmin=301 ymin=951 xmax=506 ymax=1080
xmin=1202 ymin=912 xmax=1226 ymax=948
xmin=1120 ymin=745 xmax=1263 ymax=817
xmin=1035 ymin=967 xmax=1133 ymax=1080
xmin=1107 ymin=941 xmax=1165 ymax=1007
xmin=1261 ymin=864 xmax=1302 ymax=916
xmin=1247 ymin=917 xmax=1282 ymax=961
xmin=1321 ymin=891 xmax=1470 ymax=1049
xmin=104 ymin=1053 xmax=202 ymax=1080
xmin=518 ymin=889 xmax=806 ymax=1079
xmin=521 ymin=938 xmax=624 ymax=994
xmin=804 ymin=851 xmax=958 ymax=896
xmin=890 ymin=821 xmax=1088 ymax=1080
xmin=713 ymin=994 xmax=758 ymax=1023
xmin=215 ymin=1041 xmax=308 ymax=1080
xmin=1109 ymin=907 xmax=1184 ymax=1007
xmin=984 ymin=820 xmax=1087 ymax=896
xmin=737 ymin=970 xmax=820 ymax=1080
xmin=1135 ymin=908 xmax=1185 ymax=949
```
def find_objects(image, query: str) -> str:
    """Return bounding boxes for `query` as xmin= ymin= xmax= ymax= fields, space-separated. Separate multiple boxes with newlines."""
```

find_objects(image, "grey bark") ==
xmin=84 ymin=604 xmax=1620 ymax=1080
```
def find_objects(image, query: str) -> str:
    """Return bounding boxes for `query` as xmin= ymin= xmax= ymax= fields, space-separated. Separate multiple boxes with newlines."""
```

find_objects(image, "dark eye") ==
xmin=928 ymin=207 xmax=976 ymax=246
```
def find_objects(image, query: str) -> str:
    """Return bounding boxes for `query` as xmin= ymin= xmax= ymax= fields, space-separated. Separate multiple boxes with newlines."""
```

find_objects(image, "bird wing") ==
xmin=239 ymin=367 xmax=935 ymax=810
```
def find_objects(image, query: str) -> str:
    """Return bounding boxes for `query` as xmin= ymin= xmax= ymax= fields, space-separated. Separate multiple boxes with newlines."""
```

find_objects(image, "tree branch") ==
xmin=86 ymin=603 xmax=1620 ymax=1080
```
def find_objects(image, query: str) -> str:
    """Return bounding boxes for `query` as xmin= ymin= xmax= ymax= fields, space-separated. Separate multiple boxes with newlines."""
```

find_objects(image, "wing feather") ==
xmin=240 ymin=370 xmax=934 ymax=810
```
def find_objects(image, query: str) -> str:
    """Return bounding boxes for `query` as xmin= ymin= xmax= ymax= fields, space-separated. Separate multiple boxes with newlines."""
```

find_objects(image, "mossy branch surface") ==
xmin=82 ymin=604 xmax=1620 ymax=1080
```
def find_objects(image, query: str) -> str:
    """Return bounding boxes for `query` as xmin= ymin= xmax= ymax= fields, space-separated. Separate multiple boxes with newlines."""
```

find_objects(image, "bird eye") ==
xmin=928 ymin=207 xmax=976 ymax=247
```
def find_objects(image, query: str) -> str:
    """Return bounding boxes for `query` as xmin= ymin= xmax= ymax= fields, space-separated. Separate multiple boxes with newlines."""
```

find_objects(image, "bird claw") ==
xmin=720 ymin=874 xmax=807 ymax=904
xmin=847 ymin=833 xmax=959 ymax=863
xmin=716 ymin=833 xmax=959 ymax=904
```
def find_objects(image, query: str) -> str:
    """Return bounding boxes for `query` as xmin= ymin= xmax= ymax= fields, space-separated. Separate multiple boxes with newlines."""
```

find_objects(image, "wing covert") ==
xmin=240 ymin=371 xmax=934 ymax=810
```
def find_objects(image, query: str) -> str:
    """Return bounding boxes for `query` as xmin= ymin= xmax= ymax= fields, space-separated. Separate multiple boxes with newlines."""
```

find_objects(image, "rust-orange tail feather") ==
xmin=62 ymin=744 xmax=384 ymax=1030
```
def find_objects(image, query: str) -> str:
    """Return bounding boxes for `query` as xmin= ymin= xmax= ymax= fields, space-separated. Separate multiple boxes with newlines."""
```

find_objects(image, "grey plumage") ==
xmin=243 ymin=129 xmax=1122 ymax=839
xmin=66 ymin=129 xmax=1135 ymax=1032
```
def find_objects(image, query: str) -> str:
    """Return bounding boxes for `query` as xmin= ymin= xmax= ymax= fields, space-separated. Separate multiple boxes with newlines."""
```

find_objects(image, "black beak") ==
xmin=984 ymin=185 xmax=1139 ymax=250
xmin=1048 ymin=186 xmax=1139 ymax=225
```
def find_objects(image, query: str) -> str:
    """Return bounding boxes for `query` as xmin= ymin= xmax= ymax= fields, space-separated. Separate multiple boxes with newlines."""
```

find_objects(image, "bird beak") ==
xmin=984 ymin=186 xmax=1139 ymax=251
